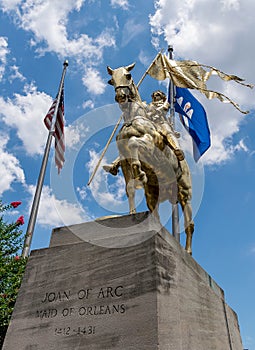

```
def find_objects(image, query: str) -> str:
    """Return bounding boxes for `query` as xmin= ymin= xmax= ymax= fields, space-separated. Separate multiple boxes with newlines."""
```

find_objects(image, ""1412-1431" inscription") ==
xmin=54 ymin=325 xmax=96 ymax=336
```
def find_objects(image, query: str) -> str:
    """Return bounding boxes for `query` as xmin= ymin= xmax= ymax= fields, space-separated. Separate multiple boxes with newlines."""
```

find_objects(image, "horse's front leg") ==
xmin=119 ymin=158 xmax=137 ymax=215
xmin=128 ymin=136 xmax=147 ymax=184
xmin=126 ymin=179 xmax=136 ymax=215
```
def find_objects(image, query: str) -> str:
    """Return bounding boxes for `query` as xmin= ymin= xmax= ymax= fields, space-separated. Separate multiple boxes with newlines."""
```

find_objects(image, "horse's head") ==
xmin=107 ymin=63 xmax=137 ymax=104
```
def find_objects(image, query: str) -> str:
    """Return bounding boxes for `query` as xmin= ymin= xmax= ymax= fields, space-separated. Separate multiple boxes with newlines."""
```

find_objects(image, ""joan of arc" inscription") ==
xmin=41 ymin=286 xmax=123 ymax=303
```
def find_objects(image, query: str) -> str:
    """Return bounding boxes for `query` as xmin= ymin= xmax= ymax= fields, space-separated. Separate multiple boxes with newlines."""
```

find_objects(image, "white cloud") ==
xmin=65 ymin=123 xmax=89 ymax=150
xmin=149 ymin=0 xmax=255 ymax=65
xmin=76 ymin=186 xmax=88 ymax=200
xmin=221 ymin=0 xmax=240 ymax=11
xmin=27 ymin=184 xmax=92 ymax=227
xmin=0 ymin=134 xmax=25 ymax=195
xmin=82 ymin=99 xmax=94 ymax=110
xmin=121 ymin=19 xmax=145 ymax=47
xmin=0 ymin=36 xmax=9 ymax=80
xmin=95 ymin=30 xmax=116 ymax=51
xmin=9 ymin=65 xmax=26 ymax=82
xmin=82 ymin=67 xmax=106 ymax=95
xmin=149 ymin=0 xmax=255 ymax=165
xmin=0 ymin=83 xmax=52 ymax=155
xmin=86 ymin=150 xmax=129 ymax=213
xmin=74 ymin=0 xmax=84 ymax=11
xmin=1 ymin=0 xmax=115 ymax=95
xmin=201 ymin=135 xmax=243 ymax=165
xmin=110 ymin=0 xmax=129 ymax=10
xmin=235 ymin=139 xmax=248 ymax=153
xmin=1 ymin=1 xmax=87 ymax=57
xmin=138 ymin=50 xmax=152 ymax=67
xmin=0 ymin=0 xmax=22 ymax=10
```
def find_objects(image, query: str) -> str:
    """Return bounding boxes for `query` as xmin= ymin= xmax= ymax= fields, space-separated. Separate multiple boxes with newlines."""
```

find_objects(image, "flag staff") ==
xmin=22 ymin=60 xmax=68 ymax=258
xmin=168 ymin=45 xmax=175 ymax=128
xmin=87 ymin=113 xmax=123 ymax=186
xmin=168 ymin=45 xmax=180 ymax=243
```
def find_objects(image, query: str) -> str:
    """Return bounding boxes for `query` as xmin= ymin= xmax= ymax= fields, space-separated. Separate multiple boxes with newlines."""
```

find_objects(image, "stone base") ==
xmin=3 ymin=213 xmax=243 ymax=349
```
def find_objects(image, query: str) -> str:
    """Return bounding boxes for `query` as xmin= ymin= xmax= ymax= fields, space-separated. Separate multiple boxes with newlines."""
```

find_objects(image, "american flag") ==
xmin=44 ymin=87 xmax=65 ymax=173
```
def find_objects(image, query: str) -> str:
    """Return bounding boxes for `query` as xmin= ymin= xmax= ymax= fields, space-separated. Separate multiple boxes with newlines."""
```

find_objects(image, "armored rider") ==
xmin=147 ymin=90 xmax=184 ymax=161
xmin=103 ymin=90 xmax=184 ymax=176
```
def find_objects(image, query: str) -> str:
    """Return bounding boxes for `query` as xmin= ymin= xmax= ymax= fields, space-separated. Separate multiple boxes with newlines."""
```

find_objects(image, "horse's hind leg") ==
xmin=180 ymin=199 xmax=194 ymax=255
xmin=177 ymin=160 xmax=194 ymax=255
xmin=144 ymin=183 xmax=160 ymax=220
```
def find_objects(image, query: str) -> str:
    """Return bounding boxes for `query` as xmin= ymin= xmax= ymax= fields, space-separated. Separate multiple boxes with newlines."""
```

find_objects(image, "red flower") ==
xmin=16 ymin=215 xmax=24 ymax=225
xmin=14 ymin=256 xmax=20 ymax=261
xmin=11 ymin=201 xmax=22 ymax=208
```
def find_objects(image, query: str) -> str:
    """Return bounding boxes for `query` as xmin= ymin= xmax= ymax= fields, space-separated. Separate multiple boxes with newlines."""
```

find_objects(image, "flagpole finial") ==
xmin=63 ymin=60 xmax=69 ymax=67
xmin=168 ymin=45 xmax=173 ymax=54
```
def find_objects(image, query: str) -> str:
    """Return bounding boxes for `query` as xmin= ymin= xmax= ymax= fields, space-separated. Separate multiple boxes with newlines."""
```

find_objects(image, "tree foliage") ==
xmin=0 ymin=200 xmax=27 ymax=348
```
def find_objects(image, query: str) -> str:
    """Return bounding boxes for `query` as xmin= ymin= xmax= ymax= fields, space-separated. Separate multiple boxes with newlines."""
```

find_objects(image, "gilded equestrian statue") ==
xmin=107 ymin=63 xmax=194 ymax=254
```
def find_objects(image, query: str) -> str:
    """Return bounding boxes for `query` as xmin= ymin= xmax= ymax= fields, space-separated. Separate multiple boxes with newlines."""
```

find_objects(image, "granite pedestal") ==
xmin=3 ymin=212 xmax=243 ymax=349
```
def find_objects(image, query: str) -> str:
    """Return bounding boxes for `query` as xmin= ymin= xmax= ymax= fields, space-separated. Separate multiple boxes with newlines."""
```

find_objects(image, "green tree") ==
xmin=0 ymin=200 xmax=27 ymax=348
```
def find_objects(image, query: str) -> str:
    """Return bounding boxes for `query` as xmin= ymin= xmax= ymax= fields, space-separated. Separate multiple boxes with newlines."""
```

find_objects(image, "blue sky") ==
xmin=0 ymin=0 xmax=254 ymax=347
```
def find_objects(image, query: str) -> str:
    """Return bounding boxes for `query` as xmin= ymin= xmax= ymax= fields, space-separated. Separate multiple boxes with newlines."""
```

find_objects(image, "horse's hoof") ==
xmin=185 ymin=247 xmax=192 ymax=255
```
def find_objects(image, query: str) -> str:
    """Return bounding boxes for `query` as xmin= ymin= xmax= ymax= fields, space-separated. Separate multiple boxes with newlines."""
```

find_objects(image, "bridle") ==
xmin=114 ymin=80 xmax=136 ymax=101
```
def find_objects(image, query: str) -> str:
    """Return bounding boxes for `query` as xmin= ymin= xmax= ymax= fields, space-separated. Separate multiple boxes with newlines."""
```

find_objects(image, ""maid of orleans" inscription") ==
xmin=36 ymin=285 xmax=126 ymax=320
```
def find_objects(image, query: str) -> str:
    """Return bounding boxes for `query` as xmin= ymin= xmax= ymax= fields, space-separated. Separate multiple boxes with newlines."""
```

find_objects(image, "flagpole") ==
xmin=137 ymin=52 xmax=161 ymax=87
xmin=168 ymin=46 xmax=175 ymax=128
xmin=22 ymin=60 xmax=68 ymax=258
xmin=167 ymin=45 xmax=180 ymax=243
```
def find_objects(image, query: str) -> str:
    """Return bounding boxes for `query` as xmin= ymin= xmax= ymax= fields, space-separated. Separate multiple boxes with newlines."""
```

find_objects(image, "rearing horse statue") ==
xmin=107 ymin=63 xmax=194 ymax=254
